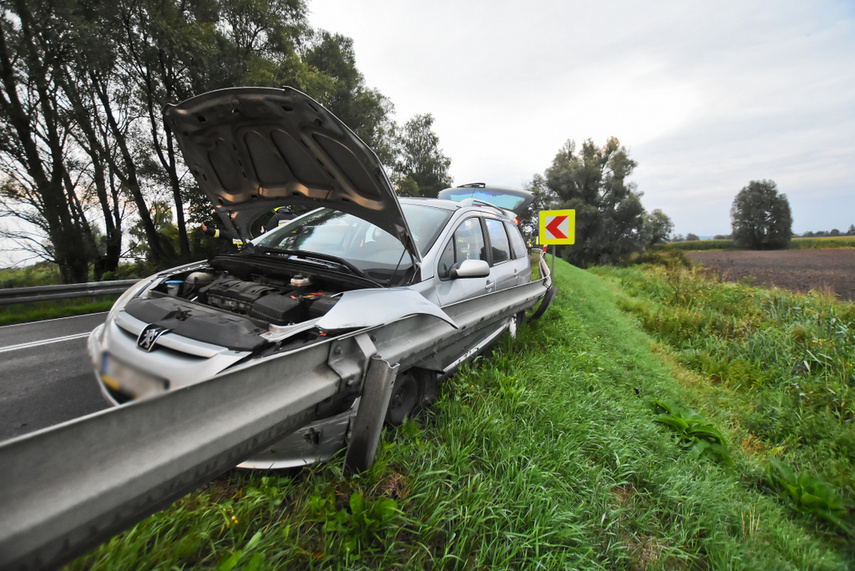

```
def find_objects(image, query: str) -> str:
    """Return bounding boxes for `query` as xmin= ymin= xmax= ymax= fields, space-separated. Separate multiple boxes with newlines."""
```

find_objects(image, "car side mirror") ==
xmin=450 ymin=259 xmax=490 ymax=279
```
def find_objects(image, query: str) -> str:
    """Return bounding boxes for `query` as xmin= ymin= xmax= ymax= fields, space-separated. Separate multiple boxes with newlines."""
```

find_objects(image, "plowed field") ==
xmin=685 ymin=249 xmax=855 ymax=302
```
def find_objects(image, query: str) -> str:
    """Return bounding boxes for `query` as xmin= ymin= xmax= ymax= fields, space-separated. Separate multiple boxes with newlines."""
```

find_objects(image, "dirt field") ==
xmin=685 ymin=249 xmax=855 ymax=302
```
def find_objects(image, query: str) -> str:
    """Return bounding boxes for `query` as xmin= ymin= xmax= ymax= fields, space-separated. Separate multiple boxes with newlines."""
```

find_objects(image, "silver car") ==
xmin=88 ymin=87 xmax=553 ymax=469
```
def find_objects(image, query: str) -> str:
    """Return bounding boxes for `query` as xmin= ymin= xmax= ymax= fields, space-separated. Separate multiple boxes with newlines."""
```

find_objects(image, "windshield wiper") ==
xmin=258 ymin=247 xmax=383 ymax=287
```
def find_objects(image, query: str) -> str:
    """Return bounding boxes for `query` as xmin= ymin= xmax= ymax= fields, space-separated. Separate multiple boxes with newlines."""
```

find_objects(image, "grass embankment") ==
xmin=70 ymin=260 xmax=852 ymax=569
xmin=0 ymin=263 xmax=136 ymax=325
xmin=0 ymin=262 xmax=67 ymax=288
xmin=594 ymin=265 xmax=855 ymax=527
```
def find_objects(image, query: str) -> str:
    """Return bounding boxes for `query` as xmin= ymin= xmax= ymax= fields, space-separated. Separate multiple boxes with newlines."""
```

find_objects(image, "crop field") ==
xmin=662 ymin=236 xmax=855 ymax=253
xmin=686 ymin=248 xmax=855 ymax=302
xmin=68 ymin=259 xmax=853 ymax=570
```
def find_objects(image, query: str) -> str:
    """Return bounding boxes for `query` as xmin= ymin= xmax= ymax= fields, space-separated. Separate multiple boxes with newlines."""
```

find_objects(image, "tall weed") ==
xmin=652 ymin=398 xmax=732 ymax=464
xmin=766 ymin=458 xmax=852 ymax=536
xmin=595 ymin=264 xmax=855 ymax=503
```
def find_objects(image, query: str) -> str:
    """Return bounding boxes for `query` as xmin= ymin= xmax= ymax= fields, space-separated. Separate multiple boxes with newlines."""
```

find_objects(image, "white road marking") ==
xmin=0 ymin=332 xmax=91 ymax=354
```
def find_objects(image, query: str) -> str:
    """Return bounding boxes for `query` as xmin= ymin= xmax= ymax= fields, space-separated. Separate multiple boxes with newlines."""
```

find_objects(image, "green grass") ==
xmin=0 ymin=297 xmax=119 ymax=325
xmin=0 ymin=261 xmax=144 ymax=288
xmin=0 ymin=262 xmax=144 ymax=324
xmin=593 ymin=265 xmax=854 ymax=541
xmin=68 ymin=260 xmax=853 ymax=569
xmin=0 ymin=262 xmax=64 ymax=288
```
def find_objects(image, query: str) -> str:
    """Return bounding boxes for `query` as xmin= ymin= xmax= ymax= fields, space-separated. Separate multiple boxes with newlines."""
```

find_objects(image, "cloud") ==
xmin=318 ymin=1 xmax=855 ymax=235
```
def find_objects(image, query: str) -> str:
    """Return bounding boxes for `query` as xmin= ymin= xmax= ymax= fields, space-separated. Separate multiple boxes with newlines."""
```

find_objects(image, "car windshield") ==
xmin=254 ymin=203 xmax=451 ymax=284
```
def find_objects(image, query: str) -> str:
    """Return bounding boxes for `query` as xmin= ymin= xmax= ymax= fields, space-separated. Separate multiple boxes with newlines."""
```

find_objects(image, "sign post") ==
xmin=538 ymin=210 xmax=575 ymax=275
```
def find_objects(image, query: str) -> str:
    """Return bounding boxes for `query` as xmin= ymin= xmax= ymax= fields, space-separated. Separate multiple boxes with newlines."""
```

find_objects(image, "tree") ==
xmin=642 ymin=209 xmax=674 ymax=246
xmin=107 ymin=0 xmax=315 ymax=260
xmin=519 ymin=173 xmax=558 ymax=240
xmin=127 ymin=201 xmax=177 ymax=261
xmin=685 ymin=232 xmax=700 ymax=241
xmin=391 ymin=114 xmax=452 ymax=198
xmin=538 ymin=138 xmax=645 ymax=266
xmin=730 ymin=180 xmax=792 ymax=249
xmin=302 ymin=31 xmax=396 ymax=164
xmin=0 ymin=0 xmax=396 ymax=278
xmin=0 ymin=0 xmax=113 ymax=282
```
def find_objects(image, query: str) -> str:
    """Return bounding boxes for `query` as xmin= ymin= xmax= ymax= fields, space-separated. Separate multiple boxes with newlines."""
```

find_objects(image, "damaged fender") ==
xmin=316 ymin=289 xmax=459 ymax=331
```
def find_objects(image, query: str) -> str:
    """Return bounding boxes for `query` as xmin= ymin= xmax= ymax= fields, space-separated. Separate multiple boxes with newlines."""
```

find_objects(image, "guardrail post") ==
xmin=344 ymin=357 xmax=399 ymax=474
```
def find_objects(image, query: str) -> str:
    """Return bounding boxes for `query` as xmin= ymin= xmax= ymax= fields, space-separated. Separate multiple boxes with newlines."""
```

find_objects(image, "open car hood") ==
xmin=164 ymin=87 xmax=419 ymax=260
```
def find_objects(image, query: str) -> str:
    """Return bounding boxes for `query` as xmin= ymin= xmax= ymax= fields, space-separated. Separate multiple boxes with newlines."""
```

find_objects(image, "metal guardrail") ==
xmin=0 ymin=280 xmax=139 ymax=306
xmin=0 ymin=265 xmax=553 ymax=570
xmin=0 ymin=340 xmax=344 ymax=570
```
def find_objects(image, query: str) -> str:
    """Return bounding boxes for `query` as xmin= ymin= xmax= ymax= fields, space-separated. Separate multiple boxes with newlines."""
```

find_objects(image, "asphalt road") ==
xmin=0 ymin=313 xmax=109 ymax=441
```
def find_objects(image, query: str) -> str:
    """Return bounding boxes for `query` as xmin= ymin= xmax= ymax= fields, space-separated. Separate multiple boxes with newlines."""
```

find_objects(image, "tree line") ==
xmin=801 ymin=226 xmax=855 ymax=238
xmin=0 ymin=0 xmax=451 ymax=283
xmin=522 ymin=153 xmax=807 ymax=263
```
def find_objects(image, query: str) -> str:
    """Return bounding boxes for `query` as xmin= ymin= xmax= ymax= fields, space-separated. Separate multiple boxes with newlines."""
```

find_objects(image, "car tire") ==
xmin=385 ymin=370 xmax=421 ymax=426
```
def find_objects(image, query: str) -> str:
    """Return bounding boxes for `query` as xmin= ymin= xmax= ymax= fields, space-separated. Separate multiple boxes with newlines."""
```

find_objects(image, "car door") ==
xmin=434 ymin=216 xmax=493 ymax=306
xmin=483 ymin=217 xmax=526 ymax=290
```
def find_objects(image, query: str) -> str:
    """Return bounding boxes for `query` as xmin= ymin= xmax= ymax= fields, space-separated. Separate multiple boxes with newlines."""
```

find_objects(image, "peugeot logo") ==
xmin=137 ymin=324 xmax=170 ymax=352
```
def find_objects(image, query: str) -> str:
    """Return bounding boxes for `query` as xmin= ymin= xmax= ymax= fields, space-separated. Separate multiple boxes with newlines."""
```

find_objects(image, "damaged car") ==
xmin=88 ymin=86 xmax=554 ymax=469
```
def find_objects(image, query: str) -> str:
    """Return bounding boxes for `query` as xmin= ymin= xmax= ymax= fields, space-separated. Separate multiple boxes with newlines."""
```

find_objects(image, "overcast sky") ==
xmin=309 ymin=0 xmax=855 ymax=236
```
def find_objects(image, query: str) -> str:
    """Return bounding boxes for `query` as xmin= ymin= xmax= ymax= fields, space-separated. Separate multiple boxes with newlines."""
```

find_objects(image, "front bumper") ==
xmin=87 ymin=318 xmax=352 ymax=468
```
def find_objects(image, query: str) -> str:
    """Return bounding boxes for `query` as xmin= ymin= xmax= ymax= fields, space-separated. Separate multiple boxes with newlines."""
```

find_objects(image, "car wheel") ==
xmin=508 ymin=310 xmax=525 ymax=339
xmin=385 ymin=370 xmax=421 ymax=426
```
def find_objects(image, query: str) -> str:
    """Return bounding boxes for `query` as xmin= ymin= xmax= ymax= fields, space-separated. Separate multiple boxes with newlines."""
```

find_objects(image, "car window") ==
xmin=485 ymin=218 xmax=511 ymax=264
xmin=437 ymin=217 xmax=486 ymax=280
xmin=437 ymin=186 xmax=533 ymax=214
xmin=401 ymin=203 xmax=452 ymax=255
xmin=254 ymin=205 xmax=452 ymax=285
xmin=257 ymin=205 xmax=450 ymax=257
xmin=258 ymin=210 xmax=357 ymax=252
xmin=505 ymin=220 xmax=528 ymax=259
xmin=255 ymin=209 xmax=407 ymax=282
xmin=455 ymin=217 xmax=486 ymax=263
xmin=437 ymin=239 xmax=455 ymax=279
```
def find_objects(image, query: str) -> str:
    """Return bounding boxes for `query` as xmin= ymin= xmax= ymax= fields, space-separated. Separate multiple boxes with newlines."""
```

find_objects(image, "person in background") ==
xmin=201 ymin=222 xmax=243 ymax=251
xmin=262 ymin=206 xmax=294 ymax=233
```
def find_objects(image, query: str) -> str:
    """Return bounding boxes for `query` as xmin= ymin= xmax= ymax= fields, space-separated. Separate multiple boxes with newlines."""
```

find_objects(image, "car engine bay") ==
xmin=116 ymin=254 xmax=380 ymax=351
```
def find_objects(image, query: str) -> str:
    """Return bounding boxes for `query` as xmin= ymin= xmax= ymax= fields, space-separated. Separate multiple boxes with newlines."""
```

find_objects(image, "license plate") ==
xmin=101 ymin=354 xmax=166 ymax=399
